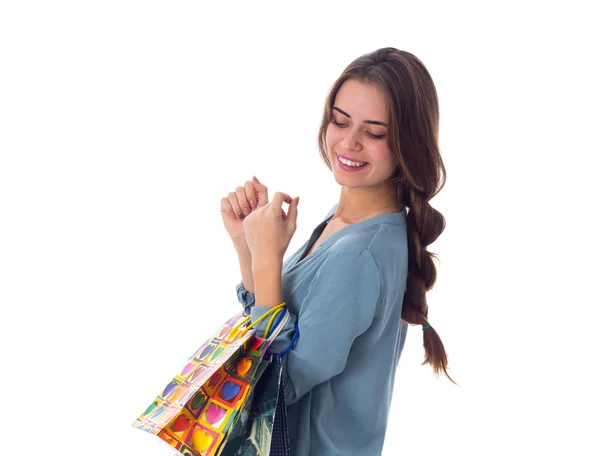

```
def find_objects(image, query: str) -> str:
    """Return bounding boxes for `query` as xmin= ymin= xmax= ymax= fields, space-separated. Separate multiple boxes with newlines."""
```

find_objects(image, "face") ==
xmin=325 ymin=79 xmax=398 ymax=189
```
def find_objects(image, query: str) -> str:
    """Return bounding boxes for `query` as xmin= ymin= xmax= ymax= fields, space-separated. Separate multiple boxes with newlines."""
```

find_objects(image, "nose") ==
xmin=341 ymin=128 xmax=361 ymax=151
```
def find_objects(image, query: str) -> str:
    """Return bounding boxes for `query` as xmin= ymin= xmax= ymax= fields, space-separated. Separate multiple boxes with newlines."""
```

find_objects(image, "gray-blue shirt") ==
xmin=236 ymin=202 xmax=409 ymax=455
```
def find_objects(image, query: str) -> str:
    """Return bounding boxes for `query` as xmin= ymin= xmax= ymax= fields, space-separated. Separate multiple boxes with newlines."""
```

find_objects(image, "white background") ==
xmin=1 ymin=1 xmax=599 ymax=455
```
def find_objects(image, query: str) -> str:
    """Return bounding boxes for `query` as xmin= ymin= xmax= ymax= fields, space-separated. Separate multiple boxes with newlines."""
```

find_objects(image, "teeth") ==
xmin=338 ymin=155 xmax=366 ymax=167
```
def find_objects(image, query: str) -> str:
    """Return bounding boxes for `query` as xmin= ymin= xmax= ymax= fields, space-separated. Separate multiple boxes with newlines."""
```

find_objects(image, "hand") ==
xmin=221 ymin=176 xmax=269 ymax=245
xmin=243 ymin=191 xmax=300 ymax=265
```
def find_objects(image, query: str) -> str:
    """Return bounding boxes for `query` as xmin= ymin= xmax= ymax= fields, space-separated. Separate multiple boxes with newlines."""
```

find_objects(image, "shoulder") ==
xmin=319 ymin=245 xmax=380 ymax=277
xmin=315 ymin=245 xmax=381 ymax=300
xmin=332 ymin=220 xmax=408 ymax=263
xmin=369 ymin=224 xmax=409 ymax=297
xmin=332 ymin=222 xmax=409 ymax=297
xmin=368 ymin=223 xmax=409 ymax=266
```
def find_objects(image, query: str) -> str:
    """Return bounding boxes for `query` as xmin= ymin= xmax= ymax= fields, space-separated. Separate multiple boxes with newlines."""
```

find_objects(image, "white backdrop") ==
xmin=1 ymin=1 xmax=599 ymax=455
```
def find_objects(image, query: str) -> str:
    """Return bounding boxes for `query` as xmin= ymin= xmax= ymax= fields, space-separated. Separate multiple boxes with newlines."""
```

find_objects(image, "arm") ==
xmin=235 ymin=239 xmax=255 ymax=293
xmin=250 ymin=247 xmax=380 ymax=405
xmin=234 ymin=239 xmax=256 ymax=315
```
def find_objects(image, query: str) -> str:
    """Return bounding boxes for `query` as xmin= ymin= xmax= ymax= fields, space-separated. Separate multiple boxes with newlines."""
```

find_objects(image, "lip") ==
xmin=335 ymin=153 xmax=370 ymax=172
xmin=336 ymin=152 xmax=368 ymax=164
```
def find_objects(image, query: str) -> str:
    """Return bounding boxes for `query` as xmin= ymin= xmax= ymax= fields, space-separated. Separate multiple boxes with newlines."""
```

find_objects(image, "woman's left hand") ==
xmin=243 ymin=191 xmax=300 ymax=266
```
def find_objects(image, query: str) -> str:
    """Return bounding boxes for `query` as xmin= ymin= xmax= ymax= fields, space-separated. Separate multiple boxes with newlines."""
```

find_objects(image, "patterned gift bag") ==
xmin=218 ymin=320 xmax=296 ymax=455
xmin=132 ymin=304 xmax=286 ymax=456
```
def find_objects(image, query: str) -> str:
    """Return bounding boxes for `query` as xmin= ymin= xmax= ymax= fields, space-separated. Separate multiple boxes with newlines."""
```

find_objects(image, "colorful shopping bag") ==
xmin=218 ymin=324 xmax=294 ymax=455
xmin=218 ymin=357 xmax=283 ymax=455
xmin=132 ymin=304 xmax=286 ymax=456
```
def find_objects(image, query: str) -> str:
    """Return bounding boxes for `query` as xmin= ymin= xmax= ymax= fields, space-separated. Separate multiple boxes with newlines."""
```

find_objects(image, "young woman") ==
xmin=220 ymin=47 xmax=456 ymax=455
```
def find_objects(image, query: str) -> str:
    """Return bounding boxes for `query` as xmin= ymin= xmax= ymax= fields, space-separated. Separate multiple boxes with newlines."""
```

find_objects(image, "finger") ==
xmin=286 ymin=196 xmax=299 ymax=230
xmin=235 ymin=186 xmax=251 ymax=217
xmin=228 ymin=192 xmax=244 ymax=220
xmin=244 ymin=181 xmax=257 ymax=210
xmin=220 ymin=197 xmax=236 ymax=218
xmin=270 ymin=192 xmax=292 ymax=215
xmin=251 ymin=177 xmax=269 ymax=208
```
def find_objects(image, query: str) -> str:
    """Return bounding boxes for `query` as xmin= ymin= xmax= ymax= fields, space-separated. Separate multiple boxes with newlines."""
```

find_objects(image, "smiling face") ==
xmin=325 ymin=79 xmax=399 ymax=189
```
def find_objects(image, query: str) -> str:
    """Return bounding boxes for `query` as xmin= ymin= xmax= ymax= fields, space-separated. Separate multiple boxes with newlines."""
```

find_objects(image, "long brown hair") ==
xmin=317 ymin=47 xmax=457 ymax=385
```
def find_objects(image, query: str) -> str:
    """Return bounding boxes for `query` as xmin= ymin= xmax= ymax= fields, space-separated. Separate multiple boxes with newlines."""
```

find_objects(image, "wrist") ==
xmin=252 ymin=257 xmax=283 ymax=273
xmin=232 ymin=237 xmax=249 ymax=251
xmin=252 ymin=261 xmax=283 ymax=308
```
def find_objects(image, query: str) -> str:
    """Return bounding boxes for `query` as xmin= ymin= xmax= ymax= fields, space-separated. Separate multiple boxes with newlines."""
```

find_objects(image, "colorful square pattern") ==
xmin=132 ymin=312 xmax=274 ymax=455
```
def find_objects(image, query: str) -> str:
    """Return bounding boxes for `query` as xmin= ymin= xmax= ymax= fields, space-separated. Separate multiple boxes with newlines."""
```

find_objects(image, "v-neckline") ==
xmin=295 ymin=215 xmax=333 ymax=264
xmin=293 ymin=204 xmax=407 ymax=267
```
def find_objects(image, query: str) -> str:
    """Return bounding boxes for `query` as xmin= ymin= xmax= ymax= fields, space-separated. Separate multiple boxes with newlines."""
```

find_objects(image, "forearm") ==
xmin=234 ymin=239 xmax=255 ymax=294
xmin=252 ymin=259 xmax=284 ymax=308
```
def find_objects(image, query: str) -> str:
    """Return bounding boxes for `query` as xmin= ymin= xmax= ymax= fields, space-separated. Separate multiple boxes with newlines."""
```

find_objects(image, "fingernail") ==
xmin=237 ymin=212 xmax=244 ymax=220
xmin=243 ymin=207 xmax=251 ymax=216
xmin=253 ymin=176 xmax=260 ymax=183
xmin=250 ymin=199 xmax=256 ymax=209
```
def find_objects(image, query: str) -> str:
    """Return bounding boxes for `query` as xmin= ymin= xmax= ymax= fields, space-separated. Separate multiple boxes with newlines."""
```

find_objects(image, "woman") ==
xmin=221 ymin=47 xmax=456 ymax=455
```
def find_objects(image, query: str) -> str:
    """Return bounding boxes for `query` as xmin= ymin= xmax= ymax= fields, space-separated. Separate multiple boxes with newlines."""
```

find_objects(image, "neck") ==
xmin=332 ymin=184 xmax=403 ymax=224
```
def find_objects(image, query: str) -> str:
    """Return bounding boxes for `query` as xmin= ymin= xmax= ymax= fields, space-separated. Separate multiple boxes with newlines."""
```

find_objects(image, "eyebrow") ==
xmin=332 ymin=106 xmax=388 ymax=127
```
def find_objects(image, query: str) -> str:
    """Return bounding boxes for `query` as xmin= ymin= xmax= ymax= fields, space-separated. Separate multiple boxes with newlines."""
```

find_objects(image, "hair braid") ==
xmin=399 ymin=182 xmax=456 ymax=384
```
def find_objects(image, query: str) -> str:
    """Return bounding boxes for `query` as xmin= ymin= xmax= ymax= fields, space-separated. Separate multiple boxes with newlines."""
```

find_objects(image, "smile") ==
xmin=336 ymin=152 xmax=368 ymax=167
xmin=336 ymin=153 xmax=369 ymax=171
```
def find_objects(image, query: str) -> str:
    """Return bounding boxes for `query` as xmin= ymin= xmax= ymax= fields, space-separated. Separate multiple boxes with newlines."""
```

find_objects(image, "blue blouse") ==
xmin=236 ymin=202 xmax=409 ymax=455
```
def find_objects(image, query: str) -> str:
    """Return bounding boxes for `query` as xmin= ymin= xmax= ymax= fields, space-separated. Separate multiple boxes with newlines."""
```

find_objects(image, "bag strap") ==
xmin=277 ymin=322 xmax=299 ymax=359
xmin=232 ymin=302 xmax=286 ymax=335
xmin=265 ymin=306 xmax=286 ymax=338
xmin=266 ymin=310 xmax=290 ymax=343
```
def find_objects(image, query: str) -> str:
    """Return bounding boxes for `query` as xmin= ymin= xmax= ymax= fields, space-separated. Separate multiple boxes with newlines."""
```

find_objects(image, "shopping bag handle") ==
xmin=266 ymin=309 xmax=290 ymax=343
xmin=232 ymin=302 xmax=287 ymax=335
xmin=265 ymin=307 xmax=287 ymax=339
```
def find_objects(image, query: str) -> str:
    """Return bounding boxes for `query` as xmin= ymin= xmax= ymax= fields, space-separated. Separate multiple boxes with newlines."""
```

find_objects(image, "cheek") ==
xmin=325 ymin=125 xmax=341 ymax=150
xmin=324 ymin=126 xmax=332 ymax=151
xmin=372 ymin=146 xmax=396 ymax=166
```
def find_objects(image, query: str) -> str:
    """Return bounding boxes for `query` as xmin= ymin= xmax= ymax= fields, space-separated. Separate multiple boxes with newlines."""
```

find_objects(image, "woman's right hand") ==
xmin=221 ymin=176 xmax=269 ymax=245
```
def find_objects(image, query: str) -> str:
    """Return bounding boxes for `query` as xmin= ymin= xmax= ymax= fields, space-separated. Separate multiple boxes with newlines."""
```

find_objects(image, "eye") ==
xmin=332 ymin=118 xmax=385 ymax=140
xmin=367 ymin=132 xmax=386 ymax=140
